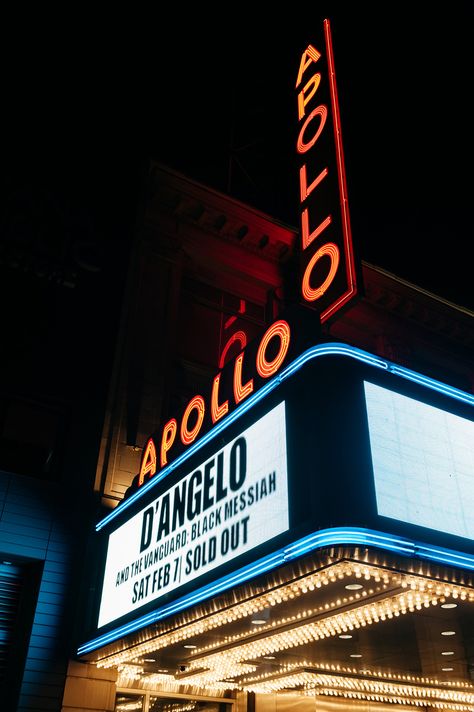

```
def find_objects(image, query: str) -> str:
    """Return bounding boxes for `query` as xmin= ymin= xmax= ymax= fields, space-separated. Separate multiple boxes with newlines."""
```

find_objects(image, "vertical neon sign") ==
xmin=296 ymin=19 xmax=359 ymax=323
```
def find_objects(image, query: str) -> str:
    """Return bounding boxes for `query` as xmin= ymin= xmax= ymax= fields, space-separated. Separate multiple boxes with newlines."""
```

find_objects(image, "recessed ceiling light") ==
xmin=157 ymin=669 xmax=169 ymax=673
xmin=144 ymin=658 xmax=156 ymax=662
xmin=441 ymin=603 xmax=458 ymax=609
xmin=183 ymin=644 xmax=197 ymax=649
xmin=263 ymin=656 xmax=276 ymax=660
xmin=251 ymin=619 xmax=267 ymax=625
xmin=350 ymin=654 xmax=362 ymax=658
xmin=442 ymin=667 xmax=454 ymax=672
xmin=441 ymin=651 xmax=454 ymax=656
xmin=339 ymin=634 xmax=353 ymax=639
xmin=441 ymin=631 xmax=456 ymax=636
xmin=345 ymin=584 xmax=363 ymax=590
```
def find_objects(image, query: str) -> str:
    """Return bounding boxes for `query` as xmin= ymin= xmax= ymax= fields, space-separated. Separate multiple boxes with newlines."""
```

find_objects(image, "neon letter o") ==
xmin=180 ymin=396 xmax=205 ymax=445
xmin=297 ymin=105 xmax=327 ymax=154
xmin=301 ymin=243 xmax=340 ymax=301
xmin=256 ymin=320 xmax=291 ymax=378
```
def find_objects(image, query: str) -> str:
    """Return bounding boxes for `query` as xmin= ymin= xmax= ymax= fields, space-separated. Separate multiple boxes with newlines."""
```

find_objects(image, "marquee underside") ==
xmin=80 ymin=545 xmax=474 ymax=709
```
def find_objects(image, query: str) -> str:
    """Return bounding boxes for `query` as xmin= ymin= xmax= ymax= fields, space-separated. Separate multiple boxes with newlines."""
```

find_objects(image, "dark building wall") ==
xmin=0 ymin=156 xmax=142 ymax=710
xmin=0 ymin=471 xmax=72 ymax=710
xmin=95 ymin=163 xmax=474 ymax=512
xmin=2 ymin=158 xmax=471 ymax=709
xmin=63 ymin=161 xmax=474 ymax=708
xmin=95 ymin=163 xmax=296 ymax=506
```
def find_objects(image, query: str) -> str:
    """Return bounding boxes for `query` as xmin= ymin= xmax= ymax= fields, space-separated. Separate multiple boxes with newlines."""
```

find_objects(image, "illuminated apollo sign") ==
xmin=296 ymin=19 xmax=359 ymax=322
xmin=133 ymin=21 xmax=358 ymax=488
xmin=137 ymin=319 xmax=292 ymax=487
xmin=82 ymin=344 xmax=474 ymax=654
xmin=98 ymin=402 xmax=289 ymax=627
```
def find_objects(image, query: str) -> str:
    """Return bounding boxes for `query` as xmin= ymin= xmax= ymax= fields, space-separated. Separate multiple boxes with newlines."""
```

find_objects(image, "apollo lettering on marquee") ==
xmin=138 ymin=320 xmax=291 ymax=486
xmin=296 ymin=19 xmax=359 ymax=322
xmin=135 ymin=21 xmax=359 ymax=488
xmin=99 ymin=402 xmax=289 ymax=627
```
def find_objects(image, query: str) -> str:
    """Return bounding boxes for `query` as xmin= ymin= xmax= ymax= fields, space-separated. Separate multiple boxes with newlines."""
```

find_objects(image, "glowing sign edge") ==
xmin=96 ymin=343 xmax=474 ymax=532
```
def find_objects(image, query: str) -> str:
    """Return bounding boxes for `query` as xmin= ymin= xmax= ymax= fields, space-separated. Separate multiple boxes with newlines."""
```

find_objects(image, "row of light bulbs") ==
xmin=99 ymin=558 xmax=473 ymax=708
xmin=115 ymin=666 xmax=474 ymax=711
xmin=98 ymin=560 xmax=380 ymax=668
xmin=98 ymin=559 xmax=470 ymax=670
xmin=242 ymin=670 xmax=474 ymax=702
xmin=182 ymin=585 xmax=468 ymax=677
xmin=240 ymin=660 xmax=474 ymax=689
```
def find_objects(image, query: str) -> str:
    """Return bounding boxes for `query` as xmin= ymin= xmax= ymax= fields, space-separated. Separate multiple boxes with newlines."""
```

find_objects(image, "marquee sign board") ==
xmin=98 ymin=402 xmax=289 ymax=627
xmin=85 ymin=334 xmax=474 ymax=654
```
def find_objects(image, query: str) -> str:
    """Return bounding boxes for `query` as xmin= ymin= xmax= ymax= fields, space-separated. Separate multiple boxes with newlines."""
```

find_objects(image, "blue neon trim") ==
xmin=415 ymin=544 xmax=474 ymax=570
xmin=77 ymin=526 xmax=474 ymax=656
xmin=388 ymin=364 xmax=474 ymax=406
xmin=96 ymin=343 xmax=474 ymax=532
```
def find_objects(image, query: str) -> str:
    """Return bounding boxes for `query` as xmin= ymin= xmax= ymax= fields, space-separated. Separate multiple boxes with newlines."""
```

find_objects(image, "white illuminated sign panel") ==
xmin=98 ymin=401 xmax=289 ymax=627
xmin=365 ymin=382 xmax=474 ymax=540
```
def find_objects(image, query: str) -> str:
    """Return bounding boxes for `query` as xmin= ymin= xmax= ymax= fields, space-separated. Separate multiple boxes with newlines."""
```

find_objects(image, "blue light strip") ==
xmin=415 ymin=543 xmax=474 ymax=570
xmin=96 ymin=343 xmax=474 ymax=532
xmin=388 ymin=364 xmax=474 ymax=406
xmin=77 ymin=526 xmax=474 ymax=656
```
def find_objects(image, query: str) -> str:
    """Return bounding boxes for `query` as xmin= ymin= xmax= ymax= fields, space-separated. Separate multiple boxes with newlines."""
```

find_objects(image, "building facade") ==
xmin=1 ymin=161 xmax=473 ymax=711
xmin=68 ymin=163 xmax=474 ymax=712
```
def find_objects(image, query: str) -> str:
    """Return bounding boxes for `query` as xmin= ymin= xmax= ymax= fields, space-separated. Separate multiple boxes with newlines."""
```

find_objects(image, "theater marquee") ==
xmin=98 ymin=402 xmax=289 ymax=627
xmin=81 ymin=330 xmax=474 ymax=655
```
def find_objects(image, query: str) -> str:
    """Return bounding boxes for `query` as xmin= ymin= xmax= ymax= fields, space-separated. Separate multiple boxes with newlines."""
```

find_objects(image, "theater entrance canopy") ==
xmin=79 ymin=333 xmax=474 ymax=710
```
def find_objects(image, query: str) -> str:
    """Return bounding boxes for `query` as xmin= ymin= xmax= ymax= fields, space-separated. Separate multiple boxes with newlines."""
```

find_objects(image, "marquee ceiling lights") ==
xmin=115 ymin=663 xmax=474 ymax=710
xmin=96 ymin=560 xmax=473 ymax=672
xmin=240 ymin=668 xmax=474 ymax=709
xmin=98 ymin=555 xmax=474 ymax=709
xmin=96 ymin=560 xmax=392 ymax=668
xmin=178 ymin=588 xmax=470 ymax=680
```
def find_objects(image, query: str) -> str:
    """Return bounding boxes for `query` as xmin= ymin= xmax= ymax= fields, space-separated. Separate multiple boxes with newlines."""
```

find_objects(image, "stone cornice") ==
xmin=149 ymin=162 xmax=473 ymax=349
xmin=147 ymin=162 xmax=296 ymax=263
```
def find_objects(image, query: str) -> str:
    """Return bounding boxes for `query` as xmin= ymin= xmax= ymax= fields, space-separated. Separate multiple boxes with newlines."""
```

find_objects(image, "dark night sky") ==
xmin=150 ymin=2 xmax=474 ymax=311
xmin=4 ymin=2 xmax=473 ymax=312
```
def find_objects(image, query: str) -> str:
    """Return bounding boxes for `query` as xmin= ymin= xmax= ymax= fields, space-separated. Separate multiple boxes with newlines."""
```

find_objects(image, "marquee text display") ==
xmin=98 ymin=402 xmax=289 ymax=627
